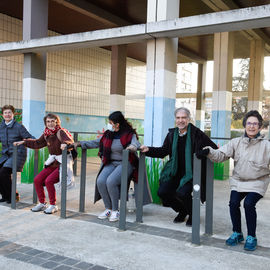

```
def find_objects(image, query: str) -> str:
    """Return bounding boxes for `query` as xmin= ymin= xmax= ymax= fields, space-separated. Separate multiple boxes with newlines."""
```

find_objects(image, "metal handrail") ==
xmin=119 ymin=149 xmax=145 ymax=231
xmin=11 ymin=146 xmax=39 ymax=209
xmin=192 ymin=154 xmax=215 ymax=245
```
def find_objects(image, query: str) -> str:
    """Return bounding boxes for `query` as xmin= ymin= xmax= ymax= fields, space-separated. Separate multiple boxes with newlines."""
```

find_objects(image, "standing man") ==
xmin=140 ymin=107 xmax=217 ymax=226
xmin=0 ymin=105 xmax=34 ymax=203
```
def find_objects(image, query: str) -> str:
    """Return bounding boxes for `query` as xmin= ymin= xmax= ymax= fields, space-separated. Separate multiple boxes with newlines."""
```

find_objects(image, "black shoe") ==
xmin=0 ymin=198 xmax=6 ymax=203
xmin=173 ymin=212 xmax=187 ymax=223
xmin=186 ymin=216 xmax=192 ymax=227
xmin=16 ymin=192 xmax=20 ymax=202
xmin=6 ymin=200 xmax=11 ymax=204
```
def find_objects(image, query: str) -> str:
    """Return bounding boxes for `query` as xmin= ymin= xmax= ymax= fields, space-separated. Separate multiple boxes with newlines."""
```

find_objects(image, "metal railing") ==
xmin=118 ymin=150 xmax=215 ymax=245
xmin=11 ymin=145 xmax=87 ymax=217
xmin=11 ymin=146 xmax=39 ymax=209
xmin=11 ymin=145 xmax=215 ymax=245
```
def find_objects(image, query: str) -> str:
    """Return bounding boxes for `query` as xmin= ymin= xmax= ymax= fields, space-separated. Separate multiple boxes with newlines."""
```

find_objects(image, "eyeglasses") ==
xmin=46 ymin=119 xmax=56 ymax=123
xmin=246 ymin=122 xmax=259 ymax=127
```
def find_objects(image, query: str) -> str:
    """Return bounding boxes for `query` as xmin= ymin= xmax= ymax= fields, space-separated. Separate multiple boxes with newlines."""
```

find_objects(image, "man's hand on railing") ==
xmin=13 ymin=141 xmax=25 ymax=146
xmin=140 ymin=145 xmax=149 ymax=153
xmin=196 ymin=148 xmax=210 ymax=159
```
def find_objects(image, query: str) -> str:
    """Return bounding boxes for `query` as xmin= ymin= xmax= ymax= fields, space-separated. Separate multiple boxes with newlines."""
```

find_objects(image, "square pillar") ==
xmin=22 ymin=0 xmax=48 ymax=183
xmin=248 ymin=39 xmax=265 ymax=113
xmin=110 ymin=45 xmax=127 ymax=114
xmin=145 ymin=0 xmax=180 ymax=146
xmin=195 ymin=62 xmax=207 ymax=131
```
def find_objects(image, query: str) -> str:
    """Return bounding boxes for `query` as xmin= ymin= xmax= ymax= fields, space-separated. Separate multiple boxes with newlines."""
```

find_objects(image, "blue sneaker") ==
xmin=244 ymin=235 xmax=257 ymax=251
xmin=226 ymin=232 xmax=244 ymax=246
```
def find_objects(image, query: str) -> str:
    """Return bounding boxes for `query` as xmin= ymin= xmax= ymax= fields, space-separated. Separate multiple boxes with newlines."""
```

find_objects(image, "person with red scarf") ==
xmin=14 ymin=113 xmax=74 ymax=214
xmin=74 ymin=111 xmax=141 ymax=222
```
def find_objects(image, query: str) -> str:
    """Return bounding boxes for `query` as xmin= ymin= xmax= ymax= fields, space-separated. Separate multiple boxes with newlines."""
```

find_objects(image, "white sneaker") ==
xmin=31 ymin=203 xmax=47 ymax=212
xmin=109 ymin=210 xmax=119 ymax=222
xmin=44 ymin=205 xmax=58 ymax=214
xmin=98 ymin=209 xmax=111 ymax=220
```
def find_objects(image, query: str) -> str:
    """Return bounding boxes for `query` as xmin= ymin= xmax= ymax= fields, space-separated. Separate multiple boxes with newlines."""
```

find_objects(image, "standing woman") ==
xmin=197 ymin=110 xmax=270 ymax=251
xmin=0 ymin=105 xmax=34 ymax=203
xmin=75 ymin=111 xmax=141 ymax=222
xmin=14 ymin=113 xmax=74 ymax=214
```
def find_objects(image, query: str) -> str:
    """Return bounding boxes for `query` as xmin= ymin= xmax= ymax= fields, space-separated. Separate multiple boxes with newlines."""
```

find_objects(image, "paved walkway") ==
xmin=1 ymin=160 xmax=270 ymax=270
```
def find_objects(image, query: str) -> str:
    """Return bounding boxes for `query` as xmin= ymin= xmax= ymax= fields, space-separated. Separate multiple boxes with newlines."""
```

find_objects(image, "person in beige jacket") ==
xmin=197 ymin=110 xmax=270 ymax=251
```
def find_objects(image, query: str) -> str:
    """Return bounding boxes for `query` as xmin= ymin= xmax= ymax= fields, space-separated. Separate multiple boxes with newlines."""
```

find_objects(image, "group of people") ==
xmin=0 ymin=104 xmax=269 ymax=252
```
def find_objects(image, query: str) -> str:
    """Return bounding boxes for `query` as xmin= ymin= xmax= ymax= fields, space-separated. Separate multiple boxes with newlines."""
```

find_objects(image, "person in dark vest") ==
xmin=74 ymin=111 xmax=152 ymax=222
xmin=140 ymin=107 xmax=217 ymax=226
xmin=0 ymin=105 xmax=34 ymax=203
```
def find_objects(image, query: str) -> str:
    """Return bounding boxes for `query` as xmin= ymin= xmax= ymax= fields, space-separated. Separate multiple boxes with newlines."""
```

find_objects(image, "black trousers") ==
xmin=0 ymin=165 xmax=12 ymax=200
xmin=158 ymin=180 xmax=193 ymax=215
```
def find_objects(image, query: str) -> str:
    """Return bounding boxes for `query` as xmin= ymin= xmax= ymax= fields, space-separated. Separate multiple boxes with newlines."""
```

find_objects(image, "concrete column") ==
xmin=110 ymin=45 xmax=127 ymax=114
xmin=211 ymin=32 xmax=233 ymax=143
xmin=22 ymin=0 xmax=48 ymax=137
xmin=195 ymin=63 xmax=206 ymax=131
xmin=22 ymin=0 xmax=48 ymax=183
xmin=145 ymin=0 xmax=179 ymax=146
xmin=248 ymin=39 xmax=265 ymax=113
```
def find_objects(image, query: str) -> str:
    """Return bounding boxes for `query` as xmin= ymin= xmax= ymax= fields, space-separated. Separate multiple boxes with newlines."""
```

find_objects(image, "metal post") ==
xmin=79 ymin=148 xmax=87 ymax=212
xmin=205 ymin=159 xmax=214 ymax=235
xmin=60 ymin=147 xmax=68 ymax=219
xmin=11 ymin=145 xmax=18 ymax=209
xmin=136 ymin=152 xmax=145 ymax=223
xmin=73 ymin=132 xmax=78 ymax=176
xmin=192 ymin=154 xmax=201 ymax=245
xmin=33 ymin=149 xmax=39 ymax=204
xmin=119 ymin=149 xmax=129 ymax=231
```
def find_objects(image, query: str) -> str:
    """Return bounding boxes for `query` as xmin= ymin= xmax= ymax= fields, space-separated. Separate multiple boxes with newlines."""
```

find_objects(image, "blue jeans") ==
xmin=229 ymin=190 xmax=262 ymax=237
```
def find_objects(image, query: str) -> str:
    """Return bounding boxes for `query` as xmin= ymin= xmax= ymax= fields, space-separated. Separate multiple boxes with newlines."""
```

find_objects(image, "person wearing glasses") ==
xmin=197 ymin=110 xmax=270 ymax=251
xmin=140 ymin=107 xmax=217 ymax=226
xmin=14 ymin=113 xmax=74 ymax=214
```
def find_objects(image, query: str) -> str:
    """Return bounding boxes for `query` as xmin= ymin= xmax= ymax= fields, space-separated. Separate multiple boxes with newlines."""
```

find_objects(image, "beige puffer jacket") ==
xmin=206 ymin=135 xmax=270 ymax=196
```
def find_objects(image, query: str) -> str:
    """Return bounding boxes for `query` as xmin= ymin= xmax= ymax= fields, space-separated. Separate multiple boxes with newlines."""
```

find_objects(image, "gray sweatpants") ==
xmin=97 ymin=161 xmax=133 ymax=211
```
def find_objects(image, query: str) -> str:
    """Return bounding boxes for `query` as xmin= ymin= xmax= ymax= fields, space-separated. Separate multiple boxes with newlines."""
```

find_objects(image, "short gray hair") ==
xmin=174 ymin=107 xmax=191 ymax=119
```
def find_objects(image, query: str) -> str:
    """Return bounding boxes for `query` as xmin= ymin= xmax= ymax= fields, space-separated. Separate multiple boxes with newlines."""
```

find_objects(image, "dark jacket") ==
xmin=146 ymin=123 xmax=217 ymax=202
xmin=0 ymin=120 xmax=33 ymax=171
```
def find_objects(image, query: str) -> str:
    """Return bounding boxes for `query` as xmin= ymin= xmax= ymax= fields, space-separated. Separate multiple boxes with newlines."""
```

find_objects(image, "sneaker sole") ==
xmin=226 ymin=239 xmax=244 ymax=246
xmin=98 ymin=216 xmax=109 ymax=220
xmin=109 ymin=218 xmax=119 ymax=222
xmin=44 ymin=211 xmax=57 ymax=214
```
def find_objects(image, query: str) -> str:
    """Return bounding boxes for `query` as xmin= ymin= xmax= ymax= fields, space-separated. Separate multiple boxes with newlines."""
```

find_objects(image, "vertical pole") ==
xmin=33 ymin=150 xmax=39 ymax=204
xmin=205 ymin=159 xmax=214 ymax=235
xmin=119 ymin=150 xmax=129 ymax=230
xmin=60 ymin=147 xmax=67 ymax=219
xmin=11 ymin=145 xmax=18 ymax=209
xmin=73 ymin=132 xmax=78 ymax=176
xmin=79 ymin=148 xmax=87 ymax=212
xmin=136 ymin=152 xmax=145 ymax=223
xmin=192 ymin=154 xmax=201 ymax=245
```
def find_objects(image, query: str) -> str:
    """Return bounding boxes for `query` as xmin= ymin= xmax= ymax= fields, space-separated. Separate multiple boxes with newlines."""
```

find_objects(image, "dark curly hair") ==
xmin=242 ymin=110 xmax=263 ymax=128
xmin=109 ymin=111 xmax=138 ymax=139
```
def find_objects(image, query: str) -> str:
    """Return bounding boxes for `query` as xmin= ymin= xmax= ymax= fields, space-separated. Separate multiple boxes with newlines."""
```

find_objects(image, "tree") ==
xmin=232 ymin=59 xmax=249 ymax=123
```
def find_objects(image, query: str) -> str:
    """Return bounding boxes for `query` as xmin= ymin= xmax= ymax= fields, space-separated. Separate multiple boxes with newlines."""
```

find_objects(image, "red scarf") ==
xmin=43 ymin=125 xmax=72 ymax=139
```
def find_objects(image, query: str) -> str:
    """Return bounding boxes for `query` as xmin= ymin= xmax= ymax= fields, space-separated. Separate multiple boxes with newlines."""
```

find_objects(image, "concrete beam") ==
xmin=202 ymin=0 xmax=270 ymax=53
xmin=176 ymin=90 xmax=270 ymax=99
xmin=52 ymin=0 xmax=130 ymax=26
xmin=0 ymin=24 xmax=149 ymax=56
xmin=0 ymin=5 xmax=270 ymax=56
xmin=147 ymin=5 xmax=270 ymax=38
